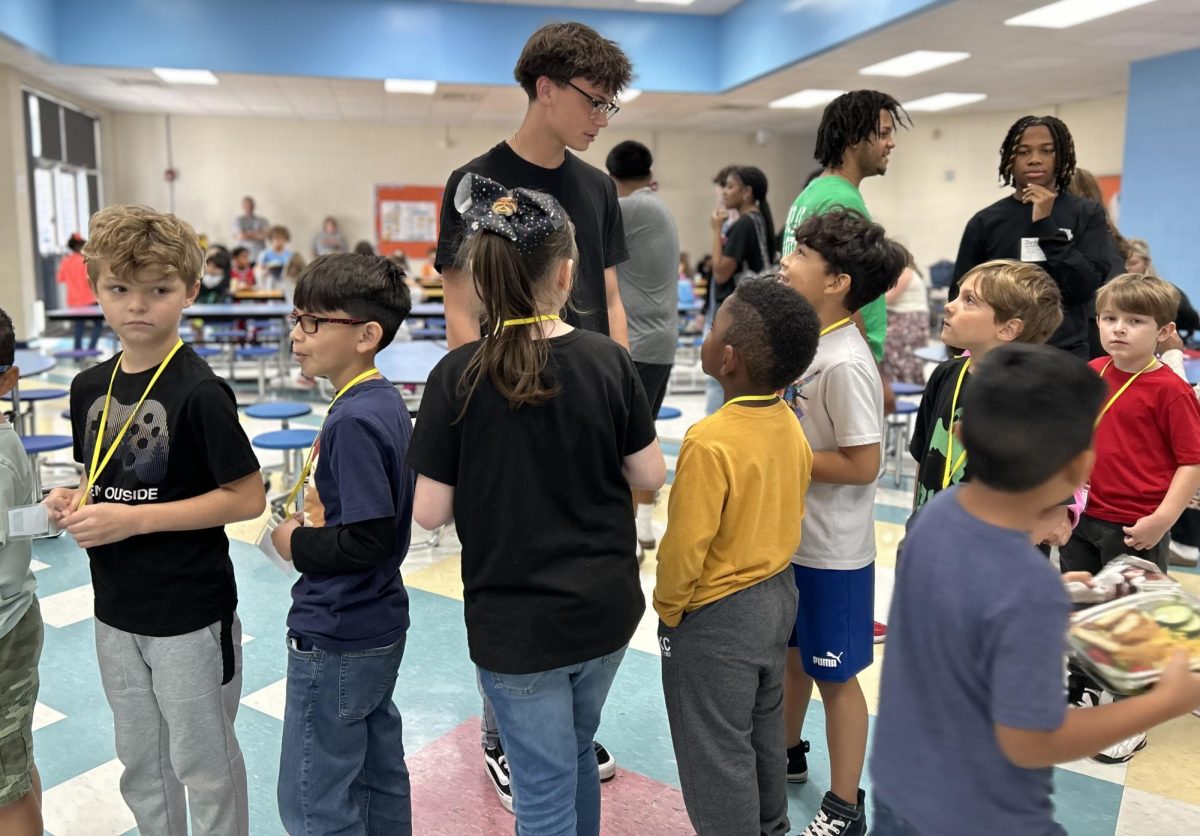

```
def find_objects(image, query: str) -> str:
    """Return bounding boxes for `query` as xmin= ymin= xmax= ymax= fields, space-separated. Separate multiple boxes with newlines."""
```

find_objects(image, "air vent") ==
xmin=112 ymin=77 xmax=166 ymax=88
xmin=438 ymin=92 xmax=479 ymax=102
xmin=713 ymin=103 xmax=758 ymax=111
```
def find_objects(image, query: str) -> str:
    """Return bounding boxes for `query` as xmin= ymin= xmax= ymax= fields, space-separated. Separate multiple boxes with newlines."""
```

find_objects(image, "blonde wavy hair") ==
xmin=82 ymin=205 xmax=203 ymax=290
xmin=960 ymin=259 xmax=1063 ymax=344
xmin=1096 ymin=273 xmax=1180 ymax=328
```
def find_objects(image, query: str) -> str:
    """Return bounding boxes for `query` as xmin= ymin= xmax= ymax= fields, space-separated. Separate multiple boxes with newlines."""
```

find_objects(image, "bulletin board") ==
xmin=374 ymin=184 xmax=443 ymax=257
xmin=1097 ymin=175 xmax=1121 ymax=212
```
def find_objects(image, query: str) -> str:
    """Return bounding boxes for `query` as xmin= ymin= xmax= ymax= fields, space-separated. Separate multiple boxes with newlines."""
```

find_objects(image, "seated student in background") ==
xmin=654 ymin=277 xmax=820 ymax=836
xmin=45 ymin=205 xmax=265 ymax=836
xmin=256 ymin=225 xmax=294 ymax=289
xmin=198 ymin=248 xmax=232 ymax=304
xmin=778 ymin=209 xmax=906 ymax=836
xmin=871 ymin=343 xmax=1200 ymax=836
xmin=408 ymin=179 xmax=664 ymax=835
xmin=0 ymin=307 xmax=45 ymax=836
xmin=270 ymin=253 xmax=415 ymax=836
xmin=229 ymin=246 xmax=255 ymax=292
xmin=910 ymin=259 xmax=1062 ymax=511
xmin=1060 ymin=273 xmax=1200 ymax=574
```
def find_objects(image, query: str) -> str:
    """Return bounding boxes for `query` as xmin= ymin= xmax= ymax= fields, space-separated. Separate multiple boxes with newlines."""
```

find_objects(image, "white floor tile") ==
xmin=30 ymin=559 xmax=50 ymax=572
xmin=1116 ymin=787 xmax=1200 ymax=835
xmin=39 ymin=584 xmax=94 ymax=628
xmin=242 ymin=677 xmax=287 ymax=721
xmin=1058 ymin=754 xmax=1128 ymax=785
xmin=42 ymin=758 xmax=136 ymax=836
xmin=32 ymin=701 xmax=66 ymax=731
xmin=241 ymin=632 xmax=254 ymax=645
xmin=874 ymin=565 xmax=895 ymax=624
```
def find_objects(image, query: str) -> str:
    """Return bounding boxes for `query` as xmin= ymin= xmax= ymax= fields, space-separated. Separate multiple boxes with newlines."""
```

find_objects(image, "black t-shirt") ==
xmin=909 ymin=357 xmax=971 ymax=512
xmin=70 ymin=346 xmax=261 ymax=636
xmin=952 ymin=192 xmax=1124 ymax=357
xmin=436 ymin=141 xmax=628 ymax=335
xmin=406 ymin=330 xmax=655 ymax=674
xmin=713 ymin=212 xmax=768 ymax=314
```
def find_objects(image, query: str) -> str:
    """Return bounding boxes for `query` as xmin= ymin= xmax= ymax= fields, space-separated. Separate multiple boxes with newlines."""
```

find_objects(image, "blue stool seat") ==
xmin=4 ymin=388 xmax=68 ymax=403
xmin=60 ymin=409 xmax=71 ymax=421
xmin=252 ymin=429 xmax=318 ymax=451
xmin=236 ymin=346 xmax=277 ymax=360
xmin=192 ymin=345 xmax=223 ymax=358
xmin=410 ymin=329 xmax=447 ymax=340
xmin=892 ymin=401 xmax=919 ymax=416
xmin=657 ymin=406 xmax=683 ymax=420
xmin=209 ymin=328 xmax=247 ymax=340
xmin=246 ymin=402 xmax=312 ymax=421
xmin=890 ymin=381 xmax=925 ymax=396
xmin=21 ymin=434 xmax=74 ymax=455
xmin=53 ymin=348 xmax=101 ymax=360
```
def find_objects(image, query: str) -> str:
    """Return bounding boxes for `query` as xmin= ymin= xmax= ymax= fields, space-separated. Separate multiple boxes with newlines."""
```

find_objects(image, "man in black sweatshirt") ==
xmin=951 ymin=115 xmax=1123 ymax=358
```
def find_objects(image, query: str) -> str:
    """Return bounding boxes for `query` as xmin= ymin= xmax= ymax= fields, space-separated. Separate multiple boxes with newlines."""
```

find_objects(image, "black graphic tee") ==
xmin=70 ymin=346 xmax=261 ymax=636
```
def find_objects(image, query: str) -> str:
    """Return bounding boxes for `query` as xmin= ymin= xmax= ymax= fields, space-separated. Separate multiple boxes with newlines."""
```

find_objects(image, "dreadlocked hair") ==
xmin=455 ymin=217 xmax=579 ymax=421
xmin=998 ymin=115 xmax=1077 ymax=191
xmin=815 ymin=90 xmax=910 ymax=169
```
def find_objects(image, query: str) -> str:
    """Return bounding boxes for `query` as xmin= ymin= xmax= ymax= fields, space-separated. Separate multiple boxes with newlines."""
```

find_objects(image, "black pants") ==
xmin=1059 ymin=513 xmax=1170 ymax=574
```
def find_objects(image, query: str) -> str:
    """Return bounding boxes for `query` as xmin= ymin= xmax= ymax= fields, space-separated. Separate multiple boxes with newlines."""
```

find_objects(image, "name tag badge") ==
xmin=1020 ymin=237 xmax=1047 ymax=262
xmin=6 ymin=504 xmax=58 ymax=540
xmin=257 ymin=511 xmax=297 ymax=575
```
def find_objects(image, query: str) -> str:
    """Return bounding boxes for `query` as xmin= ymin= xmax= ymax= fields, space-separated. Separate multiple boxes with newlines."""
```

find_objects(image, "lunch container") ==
xmin=1066 ymin=556 xmax=1178 ymax=605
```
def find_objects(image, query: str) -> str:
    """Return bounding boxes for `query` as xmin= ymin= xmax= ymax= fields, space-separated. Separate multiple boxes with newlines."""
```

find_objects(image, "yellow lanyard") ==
xmin=942 ymin=358 xmax=972 ymax=489
xmin=284 ymin=367 xmax=382 ymax=508
xmin=502 ymin=314 xmax=560 ymax=328
xmin=723 ymin=394 xmax=779 ymax=409
xmin=81 ymin=340 xmax=185 ymax=508
xmin=1095 ymin=358 xmax=1157 ymax=428
xmin=820 ymin=318 xmax=852 ymax=338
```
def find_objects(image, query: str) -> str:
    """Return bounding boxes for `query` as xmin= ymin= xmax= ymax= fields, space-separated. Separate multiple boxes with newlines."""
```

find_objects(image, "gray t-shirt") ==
xmin=871 ymin=485 xmax=1070 ymax=835
xmin=231 ymin=213 xmax=269 ymax=259
xmin=0 ymin=420 xmax=36 ymax=638
xmin=615 ymin=189 xmax=680 ymax=365
xmin=784 ymin=324 xmax=883 ymax=570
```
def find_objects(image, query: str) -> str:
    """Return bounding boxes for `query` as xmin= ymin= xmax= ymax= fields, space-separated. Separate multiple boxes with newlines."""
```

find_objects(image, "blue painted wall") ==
xmin=1121 ymin=46 xmax=1200 ymax=300
xmin=2 ymin=0 xmax=945 ymax=95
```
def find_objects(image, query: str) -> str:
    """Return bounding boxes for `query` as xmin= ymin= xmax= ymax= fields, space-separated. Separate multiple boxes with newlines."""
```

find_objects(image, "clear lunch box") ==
xmin=1067 ymin=589 xmax=1200 ymax=696
xmin=1065 ymin=556 xmax=1178 ymax=605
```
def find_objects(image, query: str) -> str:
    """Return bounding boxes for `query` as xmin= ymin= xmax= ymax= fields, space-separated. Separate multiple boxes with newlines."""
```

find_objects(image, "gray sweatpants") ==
xmin=95 ymin=615 xmax=249 ymax=836
xmin=659 ymin=569 xmax=797 ymax=836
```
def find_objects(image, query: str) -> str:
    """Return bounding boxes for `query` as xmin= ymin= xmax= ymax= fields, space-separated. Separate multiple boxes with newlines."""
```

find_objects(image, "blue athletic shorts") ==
xmin=787 ymin=562 xmax=874 ymax=682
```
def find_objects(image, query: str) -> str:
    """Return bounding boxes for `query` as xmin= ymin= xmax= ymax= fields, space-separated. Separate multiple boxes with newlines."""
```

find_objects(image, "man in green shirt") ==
xmin=782 ymin=90 xmax=909 ymax=365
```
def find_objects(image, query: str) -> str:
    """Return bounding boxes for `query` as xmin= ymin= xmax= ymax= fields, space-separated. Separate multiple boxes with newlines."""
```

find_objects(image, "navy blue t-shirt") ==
xmin=287 ymin=380 xmax=414 ymax=650
xmin=871 ymin=486 xmax=1070 ymax=836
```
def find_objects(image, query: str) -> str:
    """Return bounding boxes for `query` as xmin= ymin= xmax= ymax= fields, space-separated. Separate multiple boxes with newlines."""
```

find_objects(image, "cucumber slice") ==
xmin=1179 ymin=615 xmax=1200 ymax=638
xmin=1154 ymin=604 xmax=1194 ymax=628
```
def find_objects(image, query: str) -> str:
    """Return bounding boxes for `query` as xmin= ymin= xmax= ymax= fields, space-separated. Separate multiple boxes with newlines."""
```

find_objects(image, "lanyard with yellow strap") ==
xmin=723 ymin=394 xmax=779 ymax=409
xmin=1095 ymin=358 xmax=1158 ymax=428
xmin=942 ymin=358 xmax=972 ymax=489
xmin=282 ymin=367 xmax=382 ymax=510
xmin=80 ymin=339 xmax=185 ymax=508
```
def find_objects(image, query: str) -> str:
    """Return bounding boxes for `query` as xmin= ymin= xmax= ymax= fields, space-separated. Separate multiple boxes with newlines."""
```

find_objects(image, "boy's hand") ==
xmin=1152 ymin=650 xmax=1200 ymax=715
xmin=43 ymin=487 xmax=81 ymax=523
xmin=271 ymin=516 xmax=301 ymax=561
xmin=62 ymin=503 xmax=142 ymax=548
xmin=1021 ymin=183 xmax=1057 ymax=223
xmin=1062 ymin=571 xmax=1094 ymax=587
xmin=1123 ymin=514 xmax=1170 ymax=552
xmin=711 ymin=208 xmax=728 ymax=232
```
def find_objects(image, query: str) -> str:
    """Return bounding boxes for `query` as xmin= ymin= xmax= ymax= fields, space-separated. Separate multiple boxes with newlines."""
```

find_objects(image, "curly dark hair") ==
xmin=815 ymin=90 xmax=910 ymax=168
xmin=792 ymin=209 xmax=906 ymax=313
xmin=724 ymin=277 xmax=821 ymax=390
xmin=514 ymin=22 xmax=633 ymax=100
xmin=998 ymin=115 xmax=1077 ymax=191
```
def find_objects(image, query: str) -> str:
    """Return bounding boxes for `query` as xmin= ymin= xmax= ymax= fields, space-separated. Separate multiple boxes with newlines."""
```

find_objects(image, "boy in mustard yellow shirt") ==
xmin=654 ymin=277 xmax=820 ymax=836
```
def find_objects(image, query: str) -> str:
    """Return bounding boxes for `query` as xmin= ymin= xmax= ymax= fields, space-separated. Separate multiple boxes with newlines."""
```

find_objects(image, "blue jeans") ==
xmin=479 ymin=648 xmax=627 ymax=836
xmin=872 ymin=795 xmax=921 ymax=836
xmin=73 ymin=319 xmax=103 ymax=350
xmin=278 ymin=634 xmax=411 ymax=836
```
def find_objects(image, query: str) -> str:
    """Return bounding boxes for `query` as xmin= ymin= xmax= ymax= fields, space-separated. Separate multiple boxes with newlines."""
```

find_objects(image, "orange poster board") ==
xmin=374 ymin=184 xmax=443 ymax=258
xmin=1097 ymin=175 xmax=1121 ymax=209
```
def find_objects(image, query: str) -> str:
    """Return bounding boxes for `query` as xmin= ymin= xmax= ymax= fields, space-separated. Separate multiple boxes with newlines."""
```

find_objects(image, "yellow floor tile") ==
xmin=1126 ymin=712 xmax=1200 ymax=805
xmin=405 ymin=553 xmax=466 ymax=601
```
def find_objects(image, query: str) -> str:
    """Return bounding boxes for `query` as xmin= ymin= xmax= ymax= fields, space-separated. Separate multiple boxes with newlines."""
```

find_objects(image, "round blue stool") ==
xmin=4 ymin=388 xmax=69 ymax=435
xmin=237 ymin=346 xmax=280 ymax=397
xmin=53 ymin=348 xmax=101 ymax=363
xmin=657 ymin=406 xmax=682 ymax=420
xmin=886 ymin=401 xmax=920 ymax=487
xmin=245 ymin=401 xmax=312 ymax=429
xmin=192 ymin=345 xmax=223 ymax=359
xmin=890 ymin=381 xmax=925 ymax=397
xmin=252 ymin=428 xmax=319 ymax=499
xmin=21 ymin=434 xmax=73 ymax=498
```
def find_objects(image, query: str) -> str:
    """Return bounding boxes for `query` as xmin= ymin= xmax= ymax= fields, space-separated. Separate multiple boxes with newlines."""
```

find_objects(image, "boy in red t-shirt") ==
xmin=1061 ymin=273 xmax=1200 ymax=573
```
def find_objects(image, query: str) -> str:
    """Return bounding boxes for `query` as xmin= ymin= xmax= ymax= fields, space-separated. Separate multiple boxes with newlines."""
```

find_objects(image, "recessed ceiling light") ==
xmin=618 ymin=88 xmax=642 ymax=103
xmin=384 ymin=79 xmax=437 ymax=95
xmin=152 ymin=68 xmax=218 ymax=86
xmin=768 ymin=89 xmax=845 ymax=109
xmin=1005 ymin=0 xmax=1159 ymax=29
xmin=902 ymin=92 xmax=987 ymax=112
xmin=859 ymin=50 xmax=970 ymax=77
xmin=635 ymin=0 xmax=697 ymax=5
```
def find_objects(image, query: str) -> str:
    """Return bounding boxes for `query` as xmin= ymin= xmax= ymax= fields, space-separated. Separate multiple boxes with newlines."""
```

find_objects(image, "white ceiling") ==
xmin=3 ymin=0 xmax=1200 ymax=133
xmin=451 ymin=0 xmax=743 ymax=12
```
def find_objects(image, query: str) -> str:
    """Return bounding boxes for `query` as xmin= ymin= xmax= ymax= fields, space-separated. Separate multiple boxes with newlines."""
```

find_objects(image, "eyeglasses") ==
xmin=288 ymin=313 xmax=367 ymax=334
xmin=565 ymin=81 xmax=619 ymax=119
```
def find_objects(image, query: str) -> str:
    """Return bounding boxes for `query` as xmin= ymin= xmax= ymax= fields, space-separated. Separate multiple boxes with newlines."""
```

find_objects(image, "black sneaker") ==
xmin=786 ymin=740 xmax=810 ymax=783
xmin=594 ymin=740 xmax=617 ymax=782
xmin=802 ymin=789 xmax=866 ymax=836
xmin=483 ymin=744 xmax=514 ymax=813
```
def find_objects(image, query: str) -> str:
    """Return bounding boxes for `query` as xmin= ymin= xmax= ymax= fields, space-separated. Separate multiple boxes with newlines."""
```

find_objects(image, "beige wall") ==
xmin=106 ymin=112 xmax=816 ymax=268
xmin=864 ymin=95 xmax=1127 ymax=271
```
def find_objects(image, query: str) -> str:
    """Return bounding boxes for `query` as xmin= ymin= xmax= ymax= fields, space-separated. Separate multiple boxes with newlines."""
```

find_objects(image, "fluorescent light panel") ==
xmin=618 ymin=88 xmax=642 ymax=103
xmin=384 ymin=79 xmax=437 ymax=94
xmin=769 ymin=89 xmax=845 ymax=109
xmin=1005 ymin=0 xmax=1159 ymax=29
xmin=859 ymin=50 xmax=970 ymax=77
xmin=153 ymin=68 xmax=218 ymax=85
xmin=902 ymin=92 xmax=987 ymax=112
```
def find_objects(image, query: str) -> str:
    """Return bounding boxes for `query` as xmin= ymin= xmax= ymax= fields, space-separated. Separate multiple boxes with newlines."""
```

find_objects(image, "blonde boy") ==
xmin=45 ymin=205 xmax=265 ymax=835
xmin=1060 ymin=273 xmax=1200 ymax=573
xmin=911 ymin=259 xmax=1063 ymax=509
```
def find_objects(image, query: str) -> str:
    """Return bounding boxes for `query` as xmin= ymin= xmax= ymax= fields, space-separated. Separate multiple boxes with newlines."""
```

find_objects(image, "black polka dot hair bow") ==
xmin=454 ymin=174 xmax=567 ymax=255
